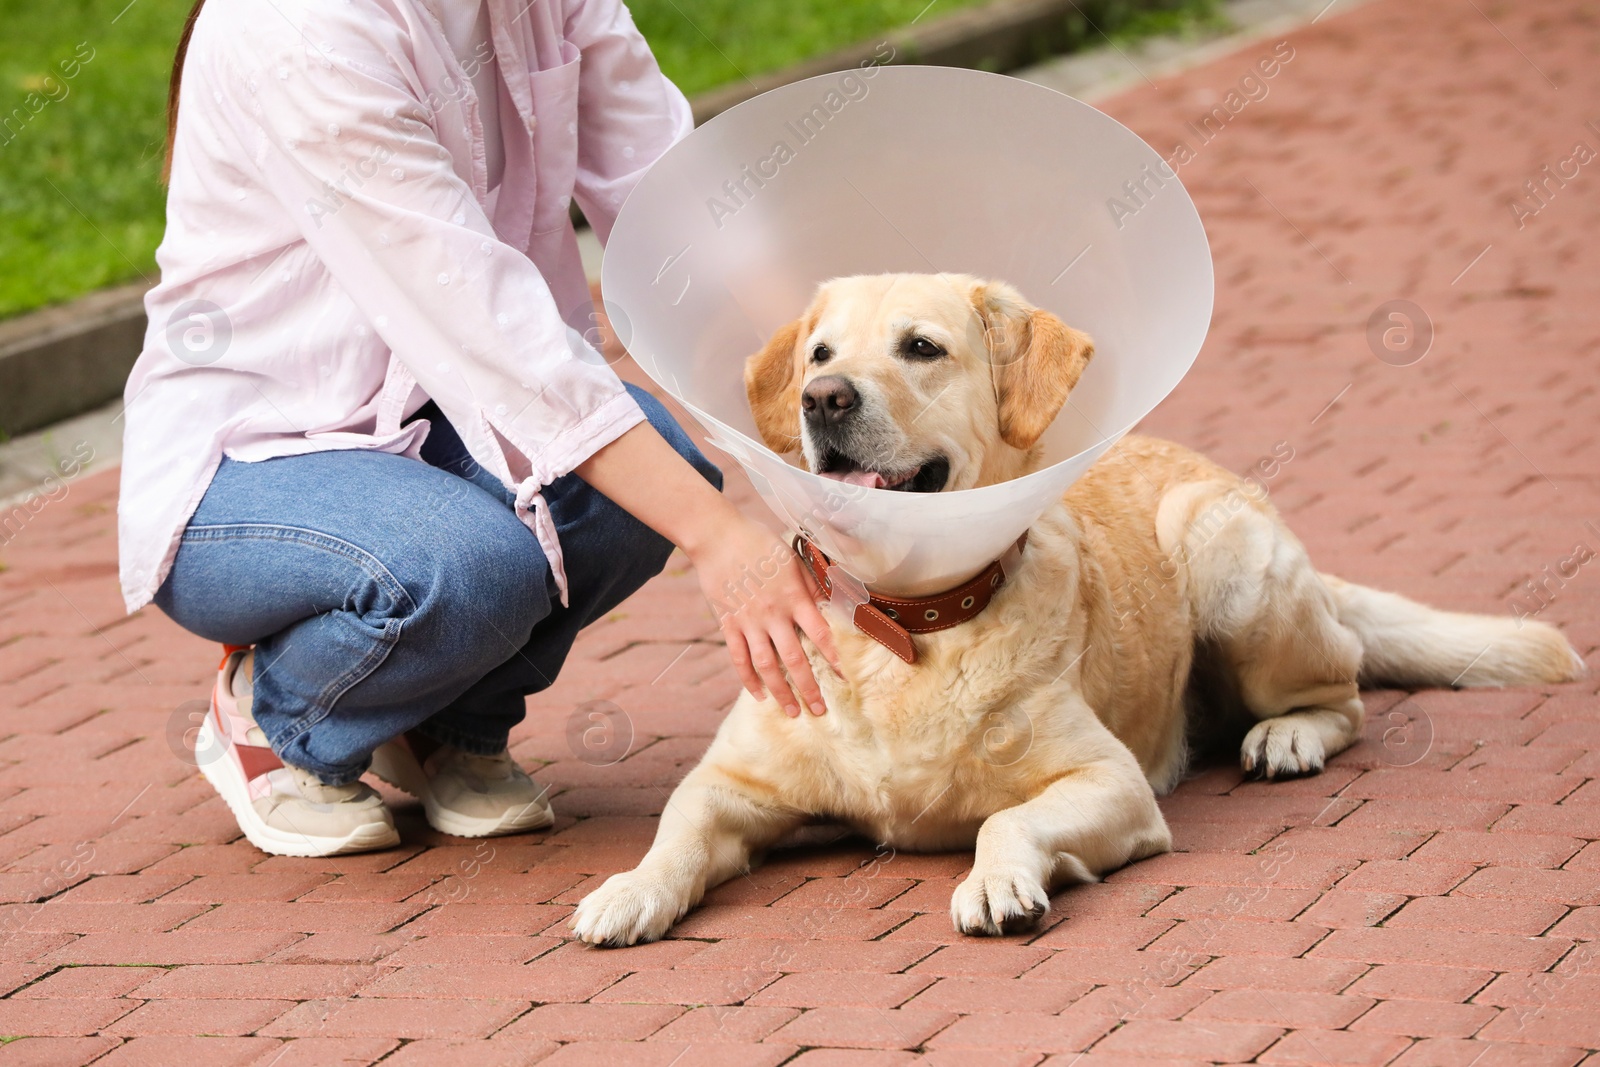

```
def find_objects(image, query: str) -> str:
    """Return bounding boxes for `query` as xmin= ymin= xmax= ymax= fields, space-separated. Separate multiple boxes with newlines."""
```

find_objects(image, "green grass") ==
xmin=0 ymin=0 xmax=1220 ymax=321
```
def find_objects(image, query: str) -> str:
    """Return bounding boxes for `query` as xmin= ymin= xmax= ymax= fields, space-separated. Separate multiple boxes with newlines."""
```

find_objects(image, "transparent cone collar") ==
xmin=603 ymin=66 xmax=1214 ymax=596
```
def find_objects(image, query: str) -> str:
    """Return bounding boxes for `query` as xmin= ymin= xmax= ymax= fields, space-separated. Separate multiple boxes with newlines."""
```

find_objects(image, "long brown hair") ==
xmin=162 ymin=0 xmax=208 ymax=183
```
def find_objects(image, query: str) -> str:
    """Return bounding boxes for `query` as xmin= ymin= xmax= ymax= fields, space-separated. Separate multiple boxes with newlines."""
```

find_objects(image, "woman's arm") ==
xmin=576 ymin=422 xmax=840 ymax=716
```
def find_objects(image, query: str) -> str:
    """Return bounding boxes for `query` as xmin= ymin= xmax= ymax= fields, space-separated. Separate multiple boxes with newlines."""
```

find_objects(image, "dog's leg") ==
xmin=952 ymin=727 xmax=1170 ymax=936
xmin=1167 ymin=482 xmax=1365 ymax=780
xmin=571 ymin=762 xmax=802 ymax=947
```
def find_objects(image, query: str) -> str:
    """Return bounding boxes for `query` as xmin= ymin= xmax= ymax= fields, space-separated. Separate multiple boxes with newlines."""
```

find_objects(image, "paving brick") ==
xmin=1451 ymin=867 xmax=1600 ymax=905
xmin=1310 ymin=928 xmax=1571 ymax=972
xmin=1297 ymin=890 xmax=1408 ymax=929
xmin=540 ymin=1043 xmax=793 ymax=1067
xmin=1039 ymin=1056 xmax=1206 ymax=1067
xmin=12 ymin=966 xmax=160 ymax=999
xmin=902 ymin=976 xmax=1091 ymax=1015
xmin=591 ymin=967 xmax=779 ymax=1006
xmin=1146 ymin=917 xmax=1330 ymax=958
xmin=0 ymin=901 xmax=204 ymax=934
xmin=1474 ymin=972 xmax=1600 ymax=1015
xmin=902 ymin=947 xmax=1049 ymax=979
xmin=1336 ymin=860 xmax=1477 ymax=896
xmin=688 ymin=938 xmax=938 ymax=974
xmin=767 ymin=1007 xmax=958 ymax=1050
xmin=1091 ymin=1019 xmax=1282 ymax=1062
xmin=1339 ymin=801 xmax=1512 ymax=834
xmin=1031 ymin=916 xmax=1174 ymax=950
xmin=743 ymin=971 xmax=933 ymax=1010
xmin=1186 ymin=956 xmax=1367 ymax=994
xmin=1148 ymin=885 xmax=1321 ymax=922
xmin=1408 ymin=831 xmax=1584 ymax=870
xmin=177 ymin=901 xmax=427 ymax=934
xmin=86 ymin=1036 xmax=281 ymax=1066
xmin=244 ymin=1037 xmax=402 ymax=1067
xmin=1348 ymin=965 xmax=1494 ymax=1004
xmin=388 ymin=903 xmax=569 ymax=936
xmin=649 ymin=1005 xmax=800 ymax=1044
xmin=362 ymin=961 xmax=627 ymax=1002
xmin=1390 ymin=1039 xmax=1587 ymax=1067
xmin=40 ymin=930 xmax=305 ymax=966
xmin=379 ymin=935 xmax=559 ymax=967
xmin=260 ymin=997 xmax=529 ymax=1039
xmin=499 ymin=1002 xmax=684 ymax=1041
xmin=771 ymin=876 xmax=917 ymax=910
xmin=373 ymin=1038 xmax=558 ymax=1066
xmin=0 ymin=1037 xmax=122 ymax=1066
xmin=1386 ymin=895 xmax=1567 ymax=936
xmin=53 ymin=874 xmax=194 ymax=904
xmin=1186 ymin=988 xmax=1375 ymax=1029
xmin=536 ymin=938 xmax=703 ymax=971
xmin=262 ymin=932 xmax=409 ymax=965
xmin=1351 ymin=999 xmax=1498 ymax=1039
xmin=922 ymin=1053 xmax=1046 ymax=1067
xmin=0 ymin=997 xmax=137 ymax=1036
xmin=104 ymin=998 xmax=294 ymax=1036
xmin=129 ymin=963 xmax=386 ymax=1001
xmin=1068 ymin=984 xmax=1212 ymax=1022
xmin=923 ymin=1009 xmax=1114 ymax=1052
xmin=1258 ymin=1028 xmax=1411 ymax=1066
xmin=159 ymin=873 xmax=333 ymax=902
xmin=1479 ymin=1006 xmax=1600 ymax=1048
xmin=1105 ymin=851 xmax=1354 ymax=891
xmin=1024 ymin=948 xmax=1200 ymax=987
xmin=668 ymin=904 xmax=913 ymax=941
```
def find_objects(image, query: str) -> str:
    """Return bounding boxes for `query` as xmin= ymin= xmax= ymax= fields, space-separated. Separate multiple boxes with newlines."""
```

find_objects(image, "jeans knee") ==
xmin=625 ymin=383 xmax=722 ymax=492
xmin=412 ymin=524 xmax=549 ymax=656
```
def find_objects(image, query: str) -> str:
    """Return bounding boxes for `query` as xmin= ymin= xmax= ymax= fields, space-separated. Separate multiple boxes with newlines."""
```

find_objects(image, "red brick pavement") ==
xmin=1 ymin=0 xmax=1598 ymax=1062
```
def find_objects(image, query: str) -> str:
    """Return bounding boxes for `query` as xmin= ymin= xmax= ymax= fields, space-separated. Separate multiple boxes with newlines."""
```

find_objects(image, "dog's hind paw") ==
xmin=571 ymin=870 xmax=686 ymax=947
xmin=1240 ymin=716 xmax=1327 ymax=780
xmin=951 ymin=866 xmax=1050 ymax=936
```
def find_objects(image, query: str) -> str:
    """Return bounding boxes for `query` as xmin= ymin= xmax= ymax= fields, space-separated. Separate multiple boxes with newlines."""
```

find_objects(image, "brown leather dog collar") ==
xmin=794 ymin=532 xmax=1027 ymax=664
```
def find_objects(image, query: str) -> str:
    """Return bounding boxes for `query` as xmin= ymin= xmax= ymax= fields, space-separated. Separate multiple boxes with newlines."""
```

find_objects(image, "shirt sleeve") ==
xmin=564 ymin=0 xmax=695 ymax=244
xmin=193 ymin=2 xmax=645 ymax=603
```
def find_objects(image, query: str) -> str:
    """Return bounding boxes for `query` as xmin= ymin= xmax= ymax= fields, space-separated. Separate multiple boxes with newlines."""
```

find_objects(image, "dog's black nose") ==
xmin=801 ymin=376 xmax=858 ymax=426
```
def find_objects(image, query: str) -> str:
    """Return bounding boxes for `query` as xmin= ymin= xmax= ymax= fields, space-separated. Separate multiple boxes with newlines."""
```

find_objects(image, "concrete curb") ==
xmin=0 ymin=279 xmax=153 ymax=439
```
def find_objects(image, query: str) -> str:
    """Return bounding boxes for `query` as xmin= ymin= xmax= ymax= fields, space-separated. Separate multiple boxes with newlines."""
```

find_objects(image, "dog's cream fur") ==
xmin=572 ymin=273 xmax=1584 ymax=946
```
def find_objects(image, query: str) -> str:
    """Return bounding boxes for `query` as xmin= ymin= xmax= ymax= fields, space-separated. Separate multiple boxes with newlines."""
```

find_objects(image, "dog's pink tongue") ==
xmin=819 ymin=470 xmax=887 ymax=488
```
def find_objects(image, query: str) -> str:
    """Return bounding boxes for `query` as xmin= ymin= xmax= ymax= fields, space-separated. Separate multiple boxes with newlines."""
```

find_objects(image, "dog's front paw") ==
xmin=951 ymin=865 xmax=1050 ymax=936
xmin=1241 ymin=716 xmax=1326 ymax=780
xmin=571 ymin=870 xmax=687 ymax=947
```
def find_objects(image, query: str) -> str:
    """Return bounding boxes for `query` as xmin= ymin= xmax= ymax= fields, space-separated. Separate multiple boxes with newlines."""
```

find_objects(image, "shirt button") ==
xmin=437 ymin=273 xmax=450 ymax=285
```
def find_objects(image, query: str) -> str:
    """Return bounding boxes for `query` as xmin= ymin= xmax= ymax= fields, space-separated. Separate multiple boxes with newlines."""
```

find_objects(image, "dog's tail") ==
xmin=1321 ymin=574 xmax=1585 ymax=689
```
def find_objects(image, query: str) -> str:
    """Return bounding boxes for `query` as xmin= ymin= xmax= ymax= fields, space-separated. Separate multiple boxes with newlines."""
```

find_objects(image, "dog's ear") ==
xmin=974 ymin=281 xmax=1094 ymax=451
xmin=744 ymin=318 xmax=806 ymax=453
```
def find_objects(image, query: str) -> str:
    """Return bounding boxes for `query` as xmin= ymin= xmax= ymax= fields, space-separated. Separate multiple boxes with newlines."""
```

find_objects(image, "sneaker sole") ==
xmin=369 ymin=743 xmax=555 ymax=839
xmin=197 ymin=714 xmax=401 ymax=857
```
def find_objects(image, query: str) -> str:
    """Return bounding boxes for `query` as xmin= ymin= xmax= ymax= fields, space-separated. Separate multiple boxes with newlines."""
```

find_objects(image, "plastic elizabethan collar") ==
xmin=601 ymin=66 xmax=1213 ymax=597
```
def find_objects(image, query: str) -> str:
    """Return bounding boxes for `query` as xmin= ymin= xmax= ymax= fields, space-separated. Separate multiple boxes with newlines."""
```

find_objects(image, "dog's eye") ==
xmin=905 ymin=337 xmax=944 ymax=360
xmin=811 ymin=344 xmax=831 ymax=363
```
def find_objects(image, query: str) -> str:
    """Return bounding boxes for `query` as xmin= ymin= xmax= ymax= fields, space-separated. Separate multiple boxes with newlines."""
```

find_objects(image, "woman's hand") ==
xmin=574 ymin=420 xmax=841 ymax=715
xmin=686 ymin=515 xmax=840 ymax=717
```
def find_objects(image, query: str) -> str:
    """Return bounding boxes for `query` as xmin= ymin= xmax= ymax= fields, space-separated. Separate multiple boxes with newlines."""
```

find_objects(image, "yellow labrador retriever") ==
xmin=572 ymin=273 xmax=1582 ymax=946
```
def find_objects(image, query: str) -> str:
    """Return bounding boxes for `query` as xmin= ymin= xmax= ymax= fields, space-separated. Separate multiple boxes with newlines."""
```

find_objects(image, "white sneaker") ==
xmin=200 ymin=646 xmax=401 ymax=857
xmin=371 ymin=732 xmax=554 ymax=838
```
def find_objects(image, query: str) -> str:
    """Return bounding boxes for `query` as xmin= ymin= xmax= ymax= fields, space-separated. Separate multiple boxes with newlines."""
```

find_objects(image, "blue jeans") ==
xmin=155 ymin=384 xmax=720 ymax=785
